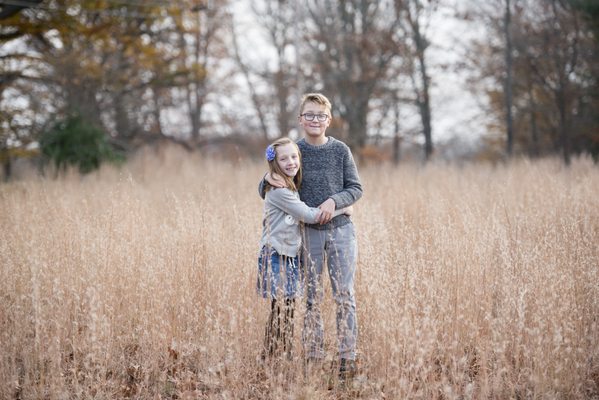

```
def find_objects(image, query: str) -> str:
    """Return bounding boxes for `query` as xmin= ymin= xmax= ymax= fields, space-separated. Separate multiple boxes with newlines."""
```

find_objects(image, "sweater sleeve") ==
xmin=267 ymin=189 xmax=322 ymax=224
xmin=329 ymin=146 xmax=363 ymax=209
xmin=258 ymin=176 xmax=267 ymax=199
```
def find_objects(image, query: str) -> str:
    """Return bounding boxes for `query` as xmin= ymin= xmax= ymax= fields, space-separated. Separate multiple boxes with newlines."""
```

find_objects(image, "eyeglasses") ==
xmin=300 ymin=113 xmax=329 ymax=122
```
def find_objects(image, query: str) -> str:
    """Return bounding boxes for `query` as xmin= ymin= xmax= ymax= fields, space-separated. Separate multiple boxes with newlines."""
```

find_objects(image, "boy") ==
xmin=259 ymin=93 xmax=363 ymax=380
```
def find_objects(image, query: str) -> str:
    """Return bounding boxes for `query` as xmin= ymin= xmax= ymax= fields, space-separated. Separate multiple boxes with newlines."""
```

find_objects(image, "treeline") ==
xmin=469 ymin=0 xmax=599 ymax=165
xmin=0 ymin=0 xmax=598 ymax=175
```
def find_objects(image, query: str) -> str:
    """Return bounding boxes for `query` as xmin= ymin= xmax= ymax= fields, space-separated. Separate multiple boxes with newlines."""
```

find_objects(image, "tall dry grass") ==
xmin=1 ymin=147 xmax=598 ymax=399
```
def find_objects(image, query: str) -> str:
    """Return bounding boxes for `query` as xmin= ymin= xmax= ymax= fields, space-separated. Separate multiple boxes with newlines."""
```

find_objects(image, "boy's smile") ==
xmin=299 ymin=102 xmax=331 ymax=146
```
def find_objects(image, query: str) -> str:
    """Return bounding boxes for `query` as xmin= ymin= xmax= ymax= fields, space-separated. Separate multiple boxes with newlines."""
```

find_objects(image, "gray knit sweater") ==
xmin=260 ymin=136 xmax=363 ymax=231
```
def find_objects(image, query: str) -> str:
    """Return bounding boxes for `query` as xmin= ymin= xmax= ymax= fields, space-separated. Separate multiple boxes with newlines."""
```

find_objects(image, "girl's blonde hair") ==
xmin=265 ymin=137 xmax=302 ymax=193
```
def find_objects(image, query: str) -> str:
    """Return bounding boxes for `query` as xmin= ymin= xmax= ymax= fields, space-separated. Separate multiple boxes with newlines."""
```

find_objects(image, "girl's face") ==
xmin=276 ymin=143 xmax=300 ymax=177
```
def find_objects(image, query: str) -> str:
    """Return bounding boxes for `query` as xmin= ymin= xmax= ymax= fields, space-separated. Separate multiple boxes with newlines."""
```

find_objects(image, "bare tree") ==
xmin=397 ymin=0 xmax=438 ymax=162
xmin=253 ymin=0 xmax=299 ymax=138
xmin=229 ymin=0 xmax=303 ymax=141
xmin=542 ymin=1 xmax=578 ymax=165
xmin=464 ymin=0 xmax=597 ymax=162
xmin=173 ymin=0 xmax=230 ymax=143
xmin=519 ymin=1 xmax=589 ymax=165
xmin=230 ymin=20 xmax=270 ymax=141
xmin=300 ymin=0 xmax=404 ymax=150
xmin=503 ymin=0 xmax=515 ymax=157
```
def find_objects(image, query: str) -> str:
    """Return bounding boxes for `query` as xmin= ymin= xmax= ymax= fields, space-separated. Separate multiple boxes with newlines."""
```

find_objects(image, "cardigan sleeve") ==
xmin=267 ymin=188 xmax=346 ymax=224
xmin=266 ymin=188 xmax=320 ymax=223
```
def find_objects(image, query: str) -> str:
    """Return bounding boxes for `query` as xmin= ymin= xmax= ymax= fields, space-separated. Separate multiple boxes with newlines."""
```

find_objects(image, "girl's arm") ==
xmin=267 ymin=189 xmax=323 ymax=224
xmin=341 ymin=205 xmax=354 ymax=216
xmin=268 ymin=189 xmax=353 ymax=224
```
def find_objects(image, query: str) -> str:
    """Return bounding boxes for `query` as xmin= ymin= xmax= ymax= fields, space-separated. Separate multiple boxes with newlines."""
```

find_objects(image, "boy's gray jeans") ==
xmin=301 ymin=222 xmax=358 ymax=361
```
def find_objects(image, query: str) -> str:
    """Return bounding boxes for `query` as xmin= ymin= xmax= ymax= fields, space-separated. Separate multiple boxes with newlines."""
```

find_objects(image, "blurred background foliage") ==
xmin=39 ymin=113 xmax=124 ymax=174
xmin=1 ymin=0 xmax=598 ymax=179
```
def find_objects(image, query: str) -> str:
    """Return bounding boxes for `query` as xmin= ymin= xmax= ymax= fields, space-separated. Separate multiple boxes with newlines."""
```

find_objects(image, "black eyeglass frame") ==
xmin=300 ymin=113 xmax=330 ymax=122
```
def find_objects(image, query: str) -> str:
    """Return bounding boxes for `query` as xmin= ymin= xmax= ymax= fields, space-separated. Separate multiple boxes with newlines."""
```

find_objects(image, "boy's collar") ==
xmin=304 ymin=136 xmax=330 ymax=147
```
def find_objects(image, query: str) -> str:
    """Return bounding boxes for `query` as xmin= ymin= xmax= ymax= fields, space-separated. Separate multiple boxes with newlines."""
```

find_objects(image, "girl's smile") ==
xmin=276 ymin=143 xmax=300 ymax=177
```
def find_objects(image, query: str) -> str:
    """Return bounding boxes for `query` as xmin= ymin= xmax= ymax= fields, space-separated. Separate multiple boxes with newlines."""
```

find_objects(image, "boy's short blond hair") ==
xmin=299 ymin=93 xmax=332 ymax=116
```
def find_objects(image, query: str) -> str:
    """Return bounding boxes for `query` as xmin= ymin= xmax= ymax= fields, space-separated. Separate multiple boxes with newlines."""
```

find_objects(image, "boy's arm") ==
xmin=258 ymin=173 xmax=287 ymax=200
xmin=258 ymin=175 xmax=267 ymax=200
xmin=329 ymin=148 xmax=363 ymax=209
xmin=317 ymin=148 xmax=362 ymax=225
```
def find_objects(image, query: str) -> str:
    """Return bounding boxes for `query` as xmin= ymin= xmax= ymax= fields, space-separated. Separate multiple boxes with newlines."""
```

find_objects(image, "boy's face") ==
xmin=299 ymin=101 xmax=331 ymax=141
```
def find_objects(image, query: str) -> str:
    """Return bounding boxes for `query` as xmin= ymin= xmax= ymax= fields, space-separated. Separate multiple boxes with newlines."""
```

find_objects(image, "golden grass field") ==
xmin=1 ymin=147 xmax=598 ymax=399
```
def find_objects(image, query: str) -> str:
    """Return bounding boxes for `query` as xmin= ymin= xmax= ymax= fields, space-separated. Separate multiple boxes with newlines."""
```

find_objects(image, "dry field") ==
xmin=1 ymin=148 xmax=598 ymax=399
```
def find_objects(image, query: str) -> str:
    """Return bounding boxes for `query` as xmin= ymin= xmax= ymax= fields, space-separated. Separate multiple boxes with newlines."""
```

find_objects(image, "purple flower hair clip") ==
xmin=265 ymin=145 xmax=276 ymax=162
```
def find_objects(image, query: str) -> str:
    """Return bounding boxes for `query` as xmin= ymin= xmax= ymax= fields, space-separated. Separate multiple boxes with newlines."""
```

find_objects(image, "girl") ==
xmin=257 ymin=137 xmax=352 ymax=360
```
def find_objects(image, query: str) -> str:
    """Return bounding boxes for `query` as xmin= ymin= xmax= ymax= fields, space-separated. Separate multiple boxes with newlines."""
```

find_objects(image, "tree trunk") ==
xmin=343 ymin=94 xmax=370 ymax=151
xmin=556 ymin=87 xmax=571 ymax=166
xmin=186 ymin=85 xmax=204 ymax=142
xmin=393 ymin=99 xmax=401 ymax=165
xmin=504 ymin=0 xmax=515 ymax=158
xmin=186 ymin=87 xmax=200 ymax=140
xmin=2 ymin=157 xmax=11 ymax=182
xmin=420 ymin=88 xmax=433 ymax=161
xmin=275 ymin=69 xmax=291 ymax=137
xmin=526 ymin=80 xmax=539 ymax=157
xmin=151 ymin=87 xmax=164 ymax=137
xmin=114 ymin=94 xmax=133 ymax=140
xmin=551 ymin=0 xmax=572 ymax=166
xmin=410 ymin=0 xmax=434 ymax=162
xmin=231 ymin=23 xmax=270 ymax=141
xmin=190 ymin=11 xmax=208 ymax=142
xmin=416 ymin=44 xmax=433 ymax=161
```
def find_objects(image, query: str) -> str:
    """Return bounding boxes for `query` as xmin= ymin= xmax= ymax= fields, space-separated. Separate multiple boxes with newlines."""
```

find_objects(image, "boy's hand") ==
xmin=265 ymin=172 xmax=286 ymax=188
xmin=343 ymin=205 xmax=354 ymax=216
xmin=317 ymin=198 xmax=336 ymax=224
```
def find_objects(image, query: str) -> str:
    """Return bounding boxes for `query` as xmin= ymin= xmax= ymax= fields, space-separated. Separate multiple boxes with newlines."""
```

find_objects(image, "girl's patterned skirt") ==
xmin=257 ymin=246 xmax=302 ymax=299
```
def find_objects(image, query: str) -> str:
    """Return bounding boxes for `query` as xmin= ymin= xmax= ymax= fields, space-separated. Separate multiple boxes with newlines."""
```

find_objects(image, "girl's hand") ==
xmin=266 ymin=172 xmax=286 ymax=188
xmin=343 ymin=205 xmax=354 ymax=216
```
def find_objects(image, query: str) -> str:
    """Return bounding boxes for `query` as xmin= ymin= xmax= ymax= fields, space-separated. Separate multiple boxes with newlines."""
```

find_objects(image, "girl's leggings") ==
xmin=264 ymin=298 xmax=295 ymax=359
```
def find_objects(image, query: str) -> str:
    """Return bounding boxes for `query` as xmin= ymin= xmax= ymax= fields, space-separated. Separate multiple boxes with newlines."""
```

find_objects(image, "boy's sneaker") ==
xmin=303 ymin=356 xmax=322 ymax=378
